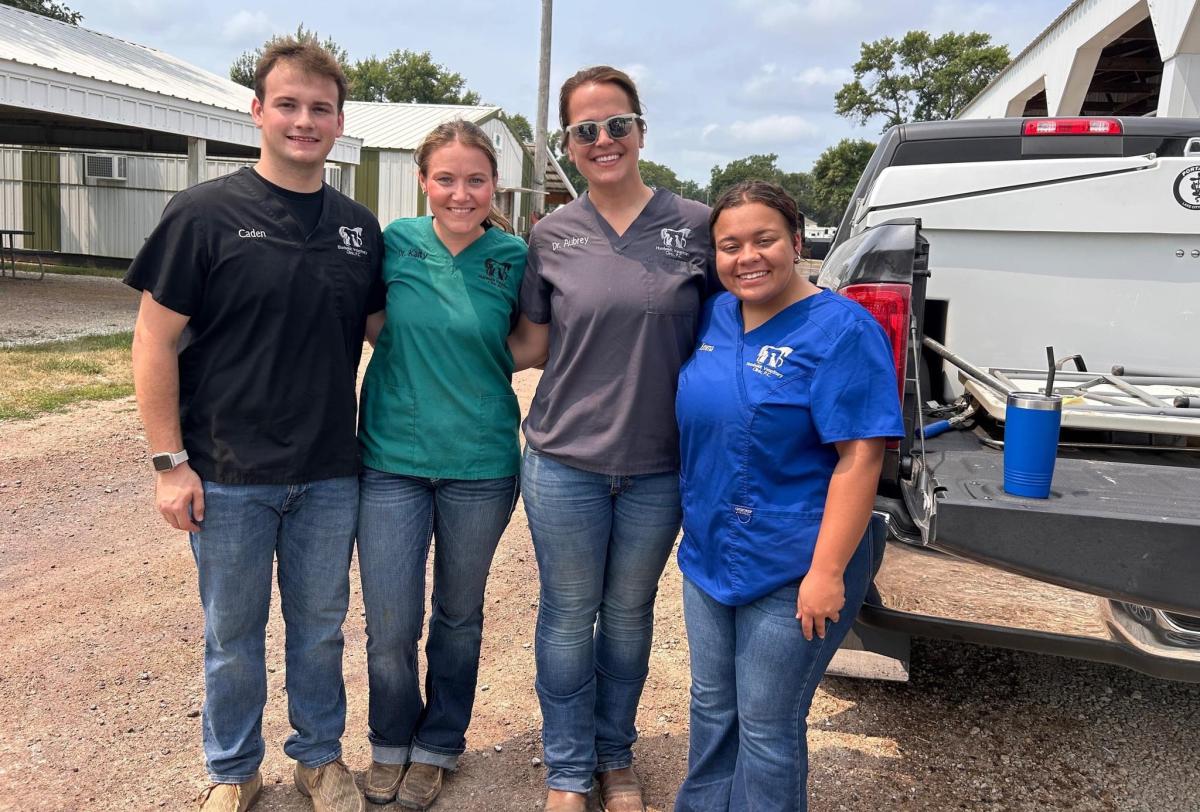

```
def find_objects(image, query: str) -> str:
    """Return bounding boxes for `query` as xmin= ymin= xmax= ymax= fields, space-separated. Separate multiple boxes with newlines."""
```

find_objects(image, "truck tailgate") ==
xmin=925 ymin=438 xmax=1200 ymax=616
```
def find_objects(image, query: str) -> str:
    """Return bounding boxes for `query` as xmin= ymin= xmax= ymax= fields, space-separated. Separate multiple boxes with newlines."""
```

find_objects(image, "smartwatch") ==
xmin=151 ymin=449 xmax=189 ymax=472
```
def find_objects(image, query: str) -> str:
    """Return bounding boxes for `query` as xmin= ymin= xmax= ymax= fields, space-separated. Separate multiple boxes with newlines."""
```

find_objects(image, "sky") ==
xmin=68 ymin=0 xmax=1071 ymax=185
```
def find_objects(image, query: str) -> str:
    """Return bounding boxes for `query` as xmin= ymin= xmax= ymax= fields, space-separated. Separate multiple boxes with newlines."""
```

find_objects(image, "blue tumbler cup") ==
xmin=1003 ymin=392 xmax=1063 ymax=498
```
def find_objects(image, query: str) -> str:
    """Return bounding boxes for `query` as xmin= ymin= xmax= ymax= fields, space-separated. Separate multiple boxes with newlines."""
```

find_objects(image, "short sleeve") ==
xmin=123 ymin=190 xmax=208 ymax=317
xmin=365 ymin=219 xmax=387 ymax=314
xmin=810 ymin=319 xmax=906 ymax=444
xmin=518 ymin=236 xmax=551 ymax=324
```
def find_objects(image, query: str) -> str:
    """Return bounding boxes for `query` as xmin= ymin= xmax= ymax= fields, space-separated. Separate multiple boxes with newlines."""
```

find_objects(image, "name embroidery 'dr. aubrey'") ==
xmin=746 ymin=345 xmax=793 ymax=378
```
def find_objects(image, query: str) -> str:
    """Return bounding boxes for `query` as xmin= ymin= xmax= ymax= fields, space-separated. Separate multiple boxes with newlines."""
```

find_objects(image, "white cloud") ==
xmin=743 ymin=63 xmax=852 ymax=108
xmin=720 ymin=114 xmax=821 ymax=145
xmin=220 ymin=10 xmax=274 ymax=45
xmin=736 ymin=0 xmax=864 ymax=29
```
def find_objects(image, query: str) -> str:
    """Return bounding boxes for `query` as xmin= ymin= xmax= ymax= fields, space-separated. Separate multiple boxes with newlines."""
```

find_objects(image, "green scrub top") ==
xmin=359 ymin=217 xmax=527 ymax=479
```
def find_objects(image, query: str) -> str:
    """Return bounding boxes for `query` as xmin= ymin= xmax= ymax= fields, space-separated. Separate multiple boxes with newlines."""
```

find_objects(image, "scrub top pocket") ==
xmin=644 ymin=257 xmax=702 ymax=316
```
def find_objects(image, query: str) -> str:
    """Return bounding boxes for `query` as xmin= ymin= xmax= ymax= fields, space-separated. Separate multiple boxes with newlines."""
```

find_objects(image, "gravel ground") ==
xmin=1 ymin=279 xmax=1198 ymax=811
xmin=0 ymin=273 xmax=139 ymax=347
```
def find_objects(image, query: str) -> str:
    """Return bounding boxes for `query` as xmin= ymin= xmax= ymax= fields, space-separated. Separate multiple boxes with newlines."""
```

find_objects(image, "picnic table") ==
xmin=0 ymin=229 xmax=45 ymax=280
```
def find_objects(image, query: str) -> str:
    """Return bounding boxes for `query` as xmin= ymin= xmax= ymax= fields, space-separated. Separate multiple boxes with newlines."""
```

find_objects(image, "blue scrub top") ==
xmin=675 ymin=289 xmax=905 ymax=606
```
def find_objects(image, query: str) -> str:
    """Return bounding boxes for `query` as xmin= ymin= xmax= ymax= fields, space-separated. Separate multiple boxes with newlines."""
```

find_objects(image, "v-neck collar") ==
xmin=425 ymin=216 xmax=498 ymax=262
xmin=581 ymin=187 xmax=663 ymax=251
xmin=243 ymin=167 xmax=329 ymax=245
xmin=734 ymin=290 xmax=828 ymax=408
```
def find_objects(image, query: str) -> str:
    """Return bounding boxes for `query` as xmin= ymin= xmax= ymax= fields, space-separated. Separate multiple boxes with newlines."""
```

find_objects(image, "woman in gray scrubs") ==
xmin=509 ymin=65 xmax=716 ymax=812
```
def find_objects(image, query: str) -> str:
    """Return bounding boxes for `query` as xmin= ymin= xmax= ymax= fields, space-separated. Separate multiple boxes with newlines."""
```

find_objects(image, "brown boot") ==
xmin=295 ymin=758 xmax=366 ymax=812
xmin=396 ymin=762 xmax=444 ymax=810
xmin=544 ymin=789 xmax=588 ymax=812
xmin=597 ymin=767 xmax=645 ymax=812
xmin=197 ymin=771 xmax=262 ymax=811
xmin=364 ymin=761 xmax=405 ymax=805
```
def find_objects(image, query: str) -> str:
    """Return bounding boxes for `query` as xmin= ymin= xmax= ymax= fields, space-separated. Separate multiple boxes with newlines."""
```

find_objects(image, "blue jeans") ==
xmin=357 ymin=467 xmax=519 ymax=770
xmin=522 ymin=447 xmax=682 ymax=794
xmin=191 ymin=476 xmax=357 ymax=784
xmin=674 ymin=518 xmax=880 ymax=812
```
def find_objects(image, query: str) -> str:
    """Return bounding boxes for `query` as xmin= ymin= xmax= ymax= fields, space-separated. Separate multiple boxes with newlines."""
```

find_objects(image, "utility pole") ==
xmin=531 ymin=0 xmax=553 ymax=216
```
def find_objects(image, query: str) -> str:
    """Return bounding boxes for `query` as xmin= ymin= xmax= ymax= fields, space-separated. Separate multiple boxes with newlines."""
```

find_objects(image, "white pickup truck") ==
xmin=819 ymin=116 xmax=1200 ymax=682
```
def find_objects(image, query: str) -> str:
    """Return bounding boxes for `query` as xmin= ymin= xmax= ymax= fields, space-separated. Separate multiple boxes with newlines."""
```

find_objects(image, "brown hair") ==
xmin=558 ymin=65 xmax=647 ymax=149
xmin=254 ymin=38 xmax=348 ymax=111
xmin=414 ymin=120 xmax=513 ymax=233
xmin=709 ymin=180 xmax=802 ymax=241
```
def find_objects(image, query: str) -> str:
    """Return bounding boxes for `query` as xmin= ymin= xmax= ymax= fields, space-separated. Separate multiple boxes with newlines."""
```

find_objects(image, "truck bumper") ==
xmin=863 ymin=540 xmax=1200 ymax=682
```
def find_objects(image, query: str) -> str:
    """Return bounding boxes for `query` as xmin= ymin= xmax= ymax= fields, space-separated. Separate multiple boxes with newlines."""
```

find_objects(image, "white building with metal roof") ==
xmin=0 ymin=5 xmax=574 ymax=258
xmin=960 ymin=0 xmax=1200 ymax=119
xmin=344 ymin=100 xmax=576 ymax=234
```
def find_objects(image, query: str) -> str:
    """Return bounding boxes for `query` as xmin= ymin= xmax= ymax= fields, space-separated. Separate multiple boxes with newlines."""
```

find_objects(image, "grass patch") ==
xmin=0 ymin=331 xmax=134 ymax=421
xmin=11 ymin=260 xmax=126 ymax=279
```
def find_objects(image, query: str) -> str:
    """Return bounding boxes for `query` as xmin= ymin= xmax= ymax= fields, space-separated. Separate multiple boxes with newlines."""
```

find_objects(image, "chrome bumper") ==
xmin=866 ymin=540 xmax=1200 ymax=680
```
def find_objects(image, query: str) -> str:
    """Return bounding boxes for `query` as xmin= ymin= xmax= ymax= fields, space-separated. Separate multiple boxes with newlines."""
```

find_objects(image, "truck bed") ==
xmin=923 ymin=428 xmax=1200 ymax=616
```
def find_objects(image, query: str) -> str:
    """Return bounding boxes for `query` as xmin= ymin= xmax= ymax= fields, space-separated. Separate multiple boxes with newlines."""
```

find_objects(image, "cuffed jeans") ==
xmin=357 ymin=467 xmax=519 ymax=770
xmin=674 ymin=517 xmax=881 ymax=812
xmin=191 ymin=476 xmax=357 ymax=784
xmin=522 ymin=447 xmax=682 ymax=794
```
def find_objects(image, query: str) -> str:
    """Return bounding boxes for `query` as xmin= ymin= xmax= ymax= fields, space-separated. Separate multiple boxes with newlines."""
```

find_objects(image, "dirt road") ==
xmin=2 ymin=378 xmax=1199 ymax=812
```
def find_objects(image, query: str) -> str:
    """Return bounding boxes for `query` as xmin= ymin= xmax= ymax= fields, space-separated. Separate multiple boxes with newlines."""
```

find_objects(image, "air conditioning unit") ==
xmin=85 ymin=154 xmax=127 ymax=181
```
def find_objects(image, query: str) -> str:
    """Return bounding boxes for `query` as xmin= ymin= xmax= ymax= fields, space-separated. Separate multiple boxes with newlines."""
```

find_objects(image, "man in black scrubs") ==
xmin=126 ymin=39 xmax=381 ymax=812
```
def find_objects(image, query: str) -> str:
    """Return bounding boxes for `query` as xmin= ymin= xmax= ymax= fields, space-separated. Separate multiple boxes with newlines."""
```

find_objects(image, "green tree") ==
xmin=230 ymin=33 xmax=480 ymax=107
xmin=229 ymin=24 xmax=350 ymax=89
xmin=835 ymin=30 xmax=1010 ymax=131
xmin=709 ymin=153 xmax=783 ymax=201
xmin=779 ymin=171 xmax=818 ymax=224
xmin=346 ymin=50 xmax=480 ymax=104
xmin=548 ymin=129 xmax=587 ymax=193
xmin=809 ymin=139 xmax=876 ymax=226
xmin=2 ymin=0 xmax=81 ymax=23
xmin=707 ymin=154 xmax=823 ymax=219
xmin=639 ymin=160 xmax=706 ymax=202
xmin=499 ymin=112 xmax=533 ymax=143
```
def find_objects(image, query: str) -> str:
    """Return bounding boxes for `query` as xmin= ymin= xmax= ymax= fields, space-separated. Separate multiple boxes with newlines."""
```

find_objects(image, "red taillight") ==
xmin=1022 ymin=118 xmax=1122 ymax=136
xmin=840 ymin=283 xmax=910 ymax=405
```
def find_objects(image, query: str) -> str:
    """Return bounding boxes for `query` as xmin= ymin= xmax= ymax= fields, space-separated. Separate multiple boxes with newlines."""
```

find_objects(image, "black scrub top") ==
xmin=125 ymin=167 xmax=385 ymax=485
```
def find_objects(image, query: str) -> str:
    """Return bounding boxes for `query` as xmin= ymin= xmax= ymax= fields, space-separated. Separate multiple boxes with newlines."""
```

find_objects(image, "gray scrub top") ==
xmin=519 ymin=188 xmax=717 ymax=475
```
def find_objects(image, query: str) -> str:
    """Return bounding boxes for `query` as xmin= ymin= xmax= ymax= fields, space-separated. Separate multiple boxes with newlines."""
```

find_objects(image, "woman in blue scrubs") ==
xmin=673 ymin=181 xmax=904 ymax=812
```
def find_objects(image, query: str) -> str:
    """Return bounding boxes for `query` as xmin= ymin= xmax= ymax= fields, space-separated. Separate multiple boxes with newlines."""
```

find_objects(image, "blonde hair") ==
xmin=414 ymin=120 xmax=513 ymax=233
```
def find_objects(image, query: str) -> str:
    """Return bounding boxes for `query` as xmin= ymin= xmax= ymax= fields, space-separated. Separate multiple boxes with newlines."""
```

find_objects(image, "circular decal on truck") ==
xmin=1173 ymin=165 xmax=1200 ymax=210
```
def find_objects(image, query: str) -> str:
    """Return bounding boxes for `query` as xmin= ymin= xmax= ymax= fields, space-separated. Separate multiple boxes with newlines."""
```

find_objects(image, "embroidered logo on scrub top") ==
xmin=656 ymin=227 xmax=692 ymax=260
xmin=337 ymin=226 xmax=368 ymax=258
xmin=480 ymin=258 xmax=512 ymax=289
xmin=746 ymin=345 xmax=793 ymax=378
xmin=407 ymin=248 xmax=429 ymax=260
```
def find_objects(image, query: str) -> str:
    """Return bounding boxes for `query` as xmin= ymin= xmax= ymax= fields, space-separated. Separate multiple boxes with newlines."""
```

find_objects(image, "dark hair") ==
xmin=414 ymin=119 xmax=513 ymax=233
xmin=709 ymin=180 xmax=802 ymax=239
xmin=558 ymin=65 xmax=647 ymax=149
xmin=255 ymin=38 xmax=348 ymax=111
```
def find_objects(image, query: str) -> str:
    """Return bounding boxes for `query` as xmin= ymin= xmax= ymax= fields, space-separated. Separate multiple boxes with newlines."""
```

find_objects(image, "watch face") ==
xmin=152 ymin=454 xmax=173 ymax=472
